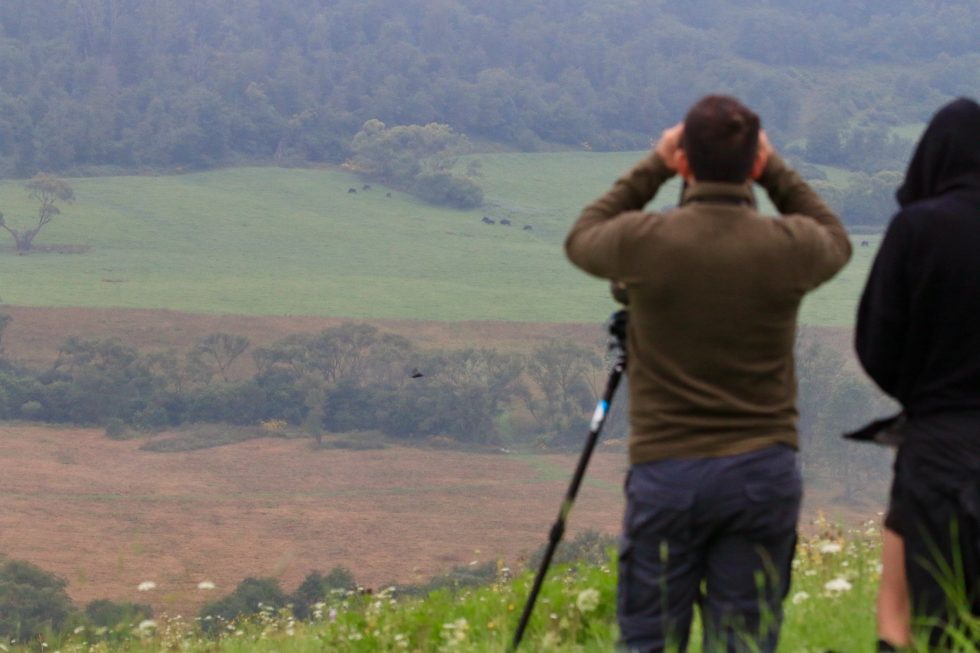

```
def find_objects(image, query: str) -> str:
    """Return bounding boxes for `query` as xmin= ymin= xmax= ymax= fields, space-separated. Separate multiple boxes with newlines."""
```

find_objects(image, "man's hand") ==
xmin=654 ymin=123 xmax=684 ymax=171
xmin=752 ymin=130 xmax=774 ymax=180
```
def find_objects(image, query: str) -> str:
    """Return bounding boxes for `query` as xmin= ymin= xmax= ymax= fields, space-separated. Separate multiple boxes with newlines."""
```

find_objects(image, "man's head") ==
xmin=676 ymin=95 xmax=762 ymax=183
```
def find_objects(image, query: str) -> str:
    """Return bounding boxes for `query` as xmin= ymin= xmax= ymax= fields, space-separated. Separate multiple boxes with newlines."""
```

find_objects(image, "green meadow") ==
xmin=0 ymin=154 xmax=876 ymax=325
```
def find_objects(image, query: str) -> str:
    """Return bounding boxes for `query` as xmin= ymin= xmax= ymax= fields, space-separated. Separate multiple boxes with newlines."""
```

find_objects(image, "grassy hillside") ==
xmin=14 ymin=526 xmax=976 ymax=653
xmin=0 ymin=154 xmax=874 ymax=324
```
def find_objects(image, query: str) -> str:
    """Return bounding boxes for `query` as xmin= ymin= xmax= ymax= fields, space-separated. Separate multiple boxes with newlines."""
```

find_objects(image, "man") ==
xmin=855 ymin=97 xmax=980 ymax=649
xmin=565 ymin=95 xmax=851 ymax=652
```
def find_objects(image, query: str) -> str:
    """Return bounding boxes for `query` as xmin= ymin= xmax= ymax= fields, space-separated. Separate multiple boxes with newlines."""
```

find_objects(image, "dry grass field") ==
xmin=0 ymin=423 xmax=631 ymax=616
xmin=0 ymin=422 xmax=882 ymax=618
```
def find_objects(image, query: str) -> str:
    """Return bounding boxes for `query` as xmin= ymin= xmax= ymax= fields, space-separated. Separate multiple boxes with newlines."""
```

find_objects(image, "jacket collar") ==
xmin=681 ymin=181 xmax=756 ymax=208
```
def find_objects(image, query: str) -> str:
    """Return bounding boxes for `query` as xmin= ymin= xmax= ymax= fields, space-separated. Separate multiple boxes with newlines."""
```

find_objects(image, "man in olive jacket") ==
xmin=565 ymin=96 xmax=851 ymax=652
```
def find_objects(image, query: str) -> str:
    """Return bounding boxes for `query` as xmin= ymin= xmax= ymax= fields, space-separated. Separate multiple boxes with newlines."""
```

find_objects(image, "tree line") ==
xmin=0 ymin=0 xmax=976 ymax=178
xmin=0 ymin=320 xmax=610 ymax=445
xmin=0 ymin=314 xmax=894 ymax=484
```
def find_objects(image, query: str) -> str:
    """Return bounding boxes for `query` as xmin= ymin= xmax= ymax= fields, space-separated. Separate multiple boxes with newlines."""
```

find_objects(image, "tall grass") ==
xmin=0 ymin=157 xmax=874 ymax=325
xmin=13 ymin=522 xmax=975 ymax=653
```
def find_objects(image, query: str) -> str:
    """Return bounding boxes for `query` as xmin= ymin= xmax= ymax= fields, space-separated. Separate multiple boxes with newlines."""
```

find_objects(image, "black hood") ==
xmin=896 ymin=97 xmax=980 ymax=207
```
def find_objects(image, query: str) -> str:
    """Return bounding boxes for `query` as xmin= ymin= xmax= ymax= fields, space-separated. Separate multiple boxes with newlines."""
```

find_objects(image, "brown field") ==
xmin=0 ymin=423 xmax=883 ymax=618
xmin=0 ymin=306 xmax=876 ymax=617
xmin=3 ymin=304 xmax=855 ymax=371
xmin=0 ymin=423 xmax=633 ymax=616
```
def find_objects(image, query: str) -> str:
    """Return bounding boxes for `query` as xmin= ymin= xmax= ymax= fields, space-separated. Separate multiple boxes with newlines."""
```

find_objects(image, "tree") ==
xmin=0 ymin=174 xmax=75 ymax=253
xmin=187 ymin=333 xmax=250 ymax=383
xmin=0 ymin=559 xmax=77 ymax=642
xmin=0 ymin=309 xmax=10 ymax=357
xmin=349 ymin=119 xmax=483 ymax=209
xmin=525 ymin=339 xmax=602 ymax=442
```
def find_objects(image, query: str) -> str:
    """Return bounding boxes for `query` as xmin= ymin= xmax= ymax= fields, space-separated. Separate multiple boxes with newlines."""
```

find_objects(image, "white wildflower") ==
xmin=818 ymin=542 xmax=842 ymax=554
xmin=576 ymin=588 xmax=601 ymax=614
xmin=791 ymin=591 xmax=809 ymax=605
xmin=197 ymin=581 xmax=216 ymax=590
xmin=137 ymin=581 xmax=157 ymax=592
xmin=137 ymin=620 xmax=157 ymax=633
xmin=824 ymin=578 xmax=853 ymax=593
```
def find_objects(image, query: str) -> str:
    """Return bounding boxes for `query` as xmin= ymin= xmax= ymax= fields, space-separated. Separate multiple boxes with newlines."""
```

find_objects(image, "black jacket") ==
xmin=855 ymin=98 xmax=980 ymax=463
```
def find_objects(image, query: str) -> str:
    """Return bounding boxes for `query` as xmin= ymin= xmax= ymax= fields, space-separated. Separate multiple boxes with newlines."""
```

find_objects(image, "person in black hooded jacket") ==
xmin=855 ymin=97 xmax=980 ymax=649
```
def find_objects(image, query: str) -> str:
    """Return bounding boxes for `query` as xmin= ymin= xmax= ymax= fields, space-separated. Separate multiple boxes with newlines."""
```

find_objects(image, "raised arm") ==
xmin=565 ymin=125 xmax=680 ymax=279
xmin=756 ymin=146 xmax=852 ymax=286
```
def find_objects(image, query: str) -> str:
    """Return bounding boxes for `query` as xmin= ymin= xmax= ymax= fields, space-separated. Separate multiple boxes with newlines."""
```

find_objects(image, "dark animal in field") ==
xmin=348 ymin=187 xmax=357 ymax=193
xmin=861 ymin=240 xmax=870 ymax=247
xmin=500 ymin=218 xmax=512 ymax=226
xmin=386 ymin=192 xmax=392 ymax=197
xmin=363 ymin=184 xmax=372 ymax=190
xmin=523 ymin=225 xmax=533 ymax=231
xmin=481 ymin=216 xmax=495 ymax=224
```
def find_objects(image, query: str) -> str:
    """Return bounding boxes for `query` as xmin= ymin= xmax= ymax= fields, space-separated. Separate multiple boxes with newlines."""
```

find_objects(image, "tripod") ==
xmin=510 ymin=309 xmax=628 ymax=651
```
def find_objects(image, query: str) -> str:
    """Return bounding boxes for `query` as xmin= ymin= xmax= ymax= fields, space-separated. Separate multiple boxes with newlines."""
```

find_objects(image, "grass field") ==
xmin=0 ymin=154 xmax=876 ymax=325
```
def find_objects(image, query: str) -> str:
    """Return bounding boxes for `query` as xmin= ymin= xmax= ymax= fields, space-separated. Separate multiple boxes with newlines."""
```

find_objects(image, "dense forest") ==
xmin=0 ymin=0 xmax=977 ymax=178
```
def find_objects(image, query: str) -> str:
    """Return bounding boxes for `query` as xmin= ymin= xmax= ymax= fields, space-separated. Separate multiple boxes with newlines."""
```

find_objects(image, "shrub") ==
xmin=104 ymin=418 xmax=129 ymax=440
xmin=84 ymin=599 xmax=152 ymax=628
xmin=0 ymin=559 xmax=77 ymax=642
xmin=528 ymin=529 xmax=618 ymax=570
xmin=290 ymin=566 xmax=356 ymax=620
xmin=199 ymin=577 xmax=286 ymax=630
xmin=412 ymin=172 xmax=483 ymax=209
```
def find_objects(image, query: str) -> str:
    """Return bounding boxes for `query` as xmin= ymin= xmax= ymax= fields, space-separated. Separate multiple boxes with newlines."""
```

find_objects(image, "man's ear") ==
xmin=674 ymin=150 xmax=693 ymax=181
xmin=750 ymin=146 xmax=769 ymax=181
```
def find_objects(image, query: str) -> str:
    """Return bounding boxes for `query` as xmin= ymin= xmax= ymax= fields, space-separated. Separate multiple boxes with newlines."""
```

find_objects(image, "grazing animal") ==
xmin=523 ymin=225 xmax=533 ymax=231
xmin=348 ymin=187 xmax=357 ymax=194
xmin=362 ymin=184 xmax=372 ymax=190
xmin=481 ymin=216 xmax=495 ymax=225
xmin=861 ymin=240 xmax=870 ymax=247
xmin=386 ymin=192 xmax=392 ymax=198
xmin=500 ymin=218 xmax=512 ymax=226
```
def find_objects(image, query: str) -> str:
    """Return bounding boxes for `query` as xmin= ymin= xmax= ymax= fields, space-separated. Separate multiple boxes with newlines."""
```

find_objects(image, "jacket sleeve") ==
xmin=565 ymin=151 xmax=675 ymax=279
xmin=758 ymin=155 xmax=852 ymax=287
xmin=855 ymin=214 xmax=911 ymax=397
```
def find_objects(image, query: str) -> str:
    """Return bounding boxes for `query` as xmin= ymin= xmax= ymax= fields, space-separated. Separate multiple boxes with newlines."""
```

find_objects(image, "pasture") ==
xmin=0 ymin=154 xmax=876 ymax=325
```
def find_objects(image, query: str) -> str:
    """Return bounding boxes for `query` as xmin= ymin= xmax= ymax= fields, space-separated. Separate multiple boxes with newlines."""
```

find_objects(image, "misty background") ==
xmin=0 ymin=0 xmax=977 ymax=644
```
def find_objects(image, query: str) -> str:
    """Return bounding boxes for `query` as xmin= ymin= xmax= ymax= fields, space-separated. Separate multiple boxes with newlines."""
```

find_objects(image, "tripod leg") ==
xmin=510 ymin=355 xmax=625 ymax=651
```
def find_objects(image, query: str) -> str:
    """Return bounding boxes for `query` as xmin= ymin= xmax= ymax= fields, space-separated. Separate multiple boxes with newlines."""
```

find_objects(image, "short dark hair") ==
xmin=682 ymin=95 xmax=760 ymax=182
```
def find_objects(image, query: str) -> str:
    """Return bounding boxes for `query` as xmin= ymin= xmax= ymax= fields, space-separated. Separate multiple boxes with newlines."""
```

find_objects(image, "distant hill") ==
xmin=0 ymin=0 xmax=976 ymax=177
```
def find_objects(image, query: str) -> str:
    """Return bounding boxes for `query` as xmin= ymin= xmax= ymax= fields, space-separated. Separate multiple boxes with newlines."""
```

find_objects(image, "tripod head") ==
xmin=607 ymin=309 xmax=628 ymax=356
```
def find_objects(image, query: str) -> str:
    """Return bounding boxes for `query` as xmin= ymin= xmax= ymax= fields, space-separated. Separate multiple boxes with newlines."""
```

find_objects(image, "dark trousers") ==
xmin=618 ymin=444 xmax=802 ymax=653
xmin=894 ymin=449 xmax=980 ymax=647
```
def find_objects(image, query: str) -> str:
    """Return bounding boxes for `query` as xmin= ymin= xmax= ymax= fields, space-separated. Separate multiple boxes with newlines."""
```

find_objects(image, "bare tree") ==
xmin=0 ymin=174 xmax=75 ymax=253
xmin=188 ymin=333 xmax=250 ymax=383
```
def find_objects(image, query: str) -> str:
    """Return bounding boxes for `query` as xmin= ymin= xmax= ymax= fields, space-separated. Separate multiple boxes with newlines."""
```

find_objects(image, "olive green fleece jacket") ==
xmin=566 ymin=152 xmax=851 ymax=464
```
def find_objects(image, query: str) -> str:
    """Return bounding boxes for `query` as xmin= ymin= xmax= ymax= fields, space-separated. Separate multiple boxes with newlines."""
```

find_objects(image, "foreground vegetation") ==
xmin=4 ymin=523 xmax=976 ymax=653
